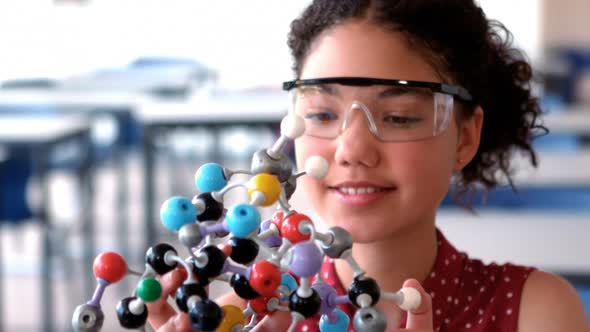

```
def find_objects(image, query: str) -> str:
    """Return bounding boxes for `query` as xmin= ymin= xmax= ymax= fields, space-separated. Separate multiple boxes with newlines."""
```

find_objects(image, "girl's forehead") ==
xmin=300 ymin=21 xmax=440 ymax=82
xmin=298 ymin=83 xmax=432 ymax=100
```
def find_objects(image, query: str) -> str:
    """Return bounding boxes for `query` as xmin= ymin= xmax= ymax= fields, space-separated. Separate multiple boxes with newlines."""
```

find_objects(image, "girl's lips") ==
xmin=328 ymin=186 xmax=395 ymax=206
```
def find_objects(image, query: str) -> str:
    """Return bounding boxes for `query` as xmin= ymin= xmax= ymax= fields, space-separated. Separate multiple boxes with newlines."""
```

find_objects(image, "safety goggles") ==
xmin=282 ymin=77 xmax=473 ymax=142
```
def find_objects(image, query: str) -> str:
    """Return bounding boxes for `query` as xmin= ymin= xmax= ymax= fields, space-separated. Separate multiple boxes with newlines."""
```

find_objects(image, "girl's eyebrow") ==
xmin=377 ymin=86 xmax=431 ymax=98
xmin=302 ymin=84 xmax=341 ymax=97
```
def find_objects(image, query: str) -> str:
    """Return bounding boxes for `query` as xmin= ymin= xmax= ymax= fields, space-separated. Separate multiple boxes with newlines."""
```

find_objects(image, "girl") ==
xmin=150 ymin=0 xmax=589 ymax=331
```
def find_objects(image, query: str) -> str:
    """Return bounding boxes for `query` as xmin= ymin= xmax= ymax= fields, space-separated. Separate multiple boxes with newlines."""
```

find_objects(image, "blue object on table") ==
xmin=0 ymin=152 xmax=33 ymax=222
xmin=575 ymin=285 xmax=590 ymax=320
xmin=0 ymin=114 xmax=94 ymax=332
xmin=441 ymin=186 xmax=590 ymax=211
xmin=532 ymin=95 xmax=581 ymax=153
xmin=551 ymin=48 xmax=590 ymax=104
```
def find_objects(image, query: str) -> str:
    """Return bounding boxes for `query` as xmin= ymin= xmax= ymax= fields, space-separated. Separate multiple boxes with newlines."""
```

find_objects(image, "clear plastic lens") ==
xmin=289 ymin=84 xmax=454 ymax=142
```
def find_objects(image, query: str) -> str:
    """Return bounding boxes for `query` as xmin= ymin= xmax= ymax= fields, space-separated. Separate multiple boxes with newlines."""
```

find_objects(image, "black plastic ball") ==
xmin=348 ymin=276 xmax=381 ymax=307
xmin=188 ymin=299 xmax=223 ymax=332
xmin=115 ymin=297 xmax=148 ymax=329
xmin=288 ymin=289 xmax=321 ymax=318
xmin=145 ymin=243 xmax=177 ymax=275
xmin=196 ymin=193 xmax=224 ymax=222
xmin=229 ymin=237 xmax=259 ymax=265
xmin=194 ymin=245 xmax=226 ymax=279
xmin=230 ymin=273 xmax=259 ymax=300
xmin=186 ymin=257 xmax=211 ymax=286
xmin=175 ymin=282 xmax=208 ymax=313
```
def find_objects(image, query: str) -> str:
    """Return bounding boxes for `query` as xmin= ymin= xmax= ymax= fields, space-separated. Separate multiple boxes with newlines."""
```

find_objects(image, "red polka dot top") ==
xmin=295 ymin=229 xmax=535 ymax=331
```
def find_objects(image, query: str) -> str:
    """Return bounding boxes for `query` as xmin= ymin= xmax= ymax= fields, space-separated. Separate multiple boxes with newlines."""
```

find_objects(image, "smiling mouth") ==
xmin=329 ymin=186 xmax=395 ymax=195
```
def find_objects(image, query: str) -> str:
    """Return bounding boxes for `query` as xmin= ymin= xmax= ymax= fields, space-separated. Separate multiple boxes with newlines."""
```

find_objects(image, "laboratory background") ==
xmin=0 ymin=0 xmax=588 ymax=331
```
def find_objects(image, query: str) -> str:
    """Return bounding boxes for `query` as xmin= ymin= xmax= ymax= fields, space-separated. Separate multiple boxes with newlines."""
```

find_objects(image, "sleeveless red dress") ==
xmin=295 ymin=229 xmax=535 ymax=331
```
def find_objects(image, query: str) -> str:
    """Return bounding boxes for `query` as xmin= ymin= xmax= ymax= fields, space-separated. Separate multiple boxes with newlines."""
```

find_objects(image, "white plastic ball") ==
xmin=280 ymin=113 xmax=305 ymax=139
xmin=249 ymin=190 xmax=266 ymax=207
xmin=399 ymin=287 xmax=422 ymax=311
xmin=304 ymin=156 xmax=329 ymax=179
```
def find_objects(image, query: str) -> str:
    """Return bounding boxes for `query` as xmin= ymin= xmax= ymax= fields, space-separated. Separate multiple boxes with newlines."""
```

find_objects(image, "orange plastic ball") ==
xmin=216 ymin=305 xmax=246 ymax=331
xmin=93 ymin=251 xmax=127 ymax=283
xmin=247 ymin=173 xmax=281 ymax=207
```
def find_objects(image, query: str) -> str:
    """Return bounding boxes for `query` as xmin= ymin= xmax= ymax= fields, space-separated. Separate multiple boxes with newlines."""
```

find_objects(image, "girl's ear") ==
xmin=454 ymin=106 xmax=484 ymax=171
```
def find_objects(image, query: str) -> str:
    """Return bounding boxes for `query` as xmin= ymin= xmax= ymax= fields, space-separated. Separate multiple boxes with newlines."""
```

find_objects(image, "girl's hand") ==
xmin=146 ymin=268 xmax=196 ymax=332
xmin=249 ymin=310 xmax=293 ymax=332
xmin=145 ymin=272 xmax=433 ymax=332
xmin=399 ymin=279 xmax=433 ymax=332
xmin=250 ymin=279 xmax=434 ymax=332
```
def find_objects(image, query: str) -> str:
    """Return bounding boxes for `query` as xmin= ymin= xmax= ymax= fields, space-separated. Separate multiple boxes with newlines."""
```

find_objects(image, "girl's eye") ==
xmin=304 ymin=110 xmax=338 ymax=124
xmin=383 ymin=115 xmax=422 ymax=126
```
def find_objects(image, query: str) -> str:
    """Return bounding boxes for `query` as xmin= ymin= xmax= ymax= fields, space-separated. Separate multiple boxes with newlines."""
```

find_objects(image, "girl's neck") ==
xmin=333 ymin=216 xmax=438 ymax=294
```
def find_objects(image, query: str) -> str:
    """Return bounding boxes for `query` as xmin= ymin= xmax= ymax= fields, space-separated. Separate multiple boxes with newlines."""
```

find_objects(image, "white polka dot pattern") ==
xmin=301 ymin=229 xmax=535 ymax=332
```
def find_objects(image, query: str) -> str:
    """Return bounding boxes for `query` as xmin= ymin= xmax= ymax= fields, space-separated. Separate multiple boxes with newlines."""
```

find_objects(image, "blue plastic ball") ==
xmin=280 ymin=274 xmax=298 ymax=301
xmin=319 ymin=308 xmax=350 ymax=332
xmin=160 ymin=196 xmax=197 ymax=231
xmin=195 ymin=163 xmax=227 ymax=193
xmin=281 ymin=274 xmax=298 ymax=292
xmin=225 ymin=204 xmax=261 ymax=238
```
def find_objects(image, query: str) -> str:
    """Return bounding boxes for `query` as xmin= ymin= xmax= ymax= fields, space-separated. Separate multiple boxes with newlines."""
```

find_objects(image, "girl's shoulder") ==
xmin=425 ymin=229 xmax=536 ymax=331
xmin=517 ymin=269 xmax=589 ymax=331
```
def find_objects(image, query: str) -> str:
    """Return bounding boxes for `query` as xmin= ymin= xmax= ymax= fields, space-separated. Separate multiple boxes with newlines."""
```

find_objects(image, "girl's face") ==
xmin=294 ymin=21 xmax=463 ymax=243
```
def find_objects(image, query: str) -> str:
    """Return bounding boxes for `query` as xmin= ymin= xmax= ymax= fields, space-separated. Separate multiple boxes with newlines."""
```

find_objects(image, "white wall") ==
xmin=478 ymin=0 xmax=541 ymax=63
xmin=541 ymin=0 xmax=590 ymax=48
xmin=0 ymin=0 xmax=312 ymax=87
xmin=0 ymin=0 xmax=543 ymax=88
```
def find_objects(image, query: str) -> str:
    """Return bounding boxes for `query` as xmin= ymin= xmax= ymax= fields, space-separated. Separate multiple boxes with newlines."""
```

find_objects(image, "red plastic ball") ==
xmin=93 ymin=251 xmax=127 ymax=283
xmin=270 ymin=210 xmax=285 ymax=230
xmin=249 ymin=261 xmax=281 ymax=296
xmin=280 ymin=213 xmax=313 ymax=244
xmin=221 ymin=244 xmax=232 ymax=257
xmin=295 ymin=314 xmax=322 ymax=332
xmin=248 ymin=294 xmax=279 ymax=315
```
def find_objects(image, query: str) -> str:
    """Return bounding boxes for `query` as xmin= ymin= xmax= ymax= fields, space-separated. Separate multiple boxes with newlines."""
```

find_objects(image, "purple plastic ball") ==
xmin=260 ymin=219 xmax=283 ymax=248
xmin=312 ymin=281 xmax=338 ymax=315
xmin=289 ymin=241 xmax=323 ymax=278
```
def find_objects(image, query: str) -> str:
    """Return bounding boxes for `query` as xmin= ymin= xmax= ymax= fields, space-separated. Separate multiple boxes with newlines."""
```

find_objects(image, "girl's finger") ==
xmin=151 ymin=268 xmax=188 ymax=310
xmin=147 ymin=268 xmax=188 ymax=329
xmin=250 ymin=310 xmax=294 ymax=332
xmin=155 ymin=313 xmax=195 ymax=332
xmin=403 ymin=279 xmax=433 ymax=331
xmin=161 ymin=268 xmax=189 ymax=297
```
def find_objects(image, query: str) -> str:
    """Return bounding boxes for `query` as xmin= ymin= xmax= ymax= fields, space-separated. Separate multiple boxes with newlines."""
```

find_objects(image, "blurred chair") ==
xmin=0 ymin=114 xmax=94 ymax=332
xmin=0 ymin=151 xmax=34 ymax=222
xmin=543 ymin=48 xmax=590 ymax=105
xmin=0 ymin=99 xmax=140 ymax=266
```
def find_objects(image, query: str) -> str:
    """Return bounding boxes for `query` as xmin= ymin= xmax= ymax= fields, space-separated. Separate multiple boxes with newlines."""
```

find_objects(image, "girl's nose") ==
xmin=334 ymin=103 xmax=380 ymax=167
xmin=340 ymin=101 xmax=380 ymax=137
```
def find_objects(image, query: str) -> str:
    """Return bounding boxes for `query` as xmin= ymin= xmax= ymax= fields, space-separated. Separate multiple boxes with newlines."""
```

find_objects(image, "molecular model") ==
xmin=72 ymin=113 xmax=422 ymax=332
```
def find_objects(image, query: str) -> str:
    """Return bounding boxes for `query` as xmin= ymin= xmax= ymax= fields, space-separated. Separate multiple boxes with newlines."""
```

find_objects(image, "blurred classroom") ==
xmin=0 ymin=0 xmax=589 ymax=331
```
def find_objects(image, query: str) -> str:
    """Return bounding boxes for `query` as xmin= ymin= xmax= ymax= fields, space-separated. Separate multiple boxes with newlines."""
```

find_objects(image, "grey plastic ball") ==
xmin=250 ymin=149 xmax=293 ymax=182
xmin=72 ymin=303 xmax=104 ymax=332
xmin=179 ymin=223 xmax=204 ymax=248
xmin=283 ymin=175 xmax=298 ymax=199
xmin=353 ymin=307 xmax=387 ymax=332
xmin=321 ymin=226 xmax=353 ymax=258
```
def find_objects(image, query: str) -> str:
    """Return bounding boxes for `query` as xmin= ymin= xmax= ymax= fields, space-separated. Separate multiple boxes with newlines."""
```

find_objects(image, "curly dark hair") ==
xmin=287 ymin=0 xmax=546 ymax=203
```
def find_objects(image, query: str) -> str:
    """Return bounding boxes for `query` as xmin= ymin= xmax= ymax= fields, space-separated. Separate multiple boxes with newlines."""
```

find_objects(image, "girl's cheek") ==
xmin=295 ymin=138 xmax=331 ymax=168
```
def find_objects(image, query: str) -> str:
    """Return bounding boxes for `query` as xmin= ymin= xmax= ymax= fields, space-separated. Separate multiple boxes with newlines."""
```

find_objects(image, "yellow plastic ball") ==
xmin=247 ymin=173 xmax=281 ymax=207
xmin=217 ymin=305 xmax=246 ymax=332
